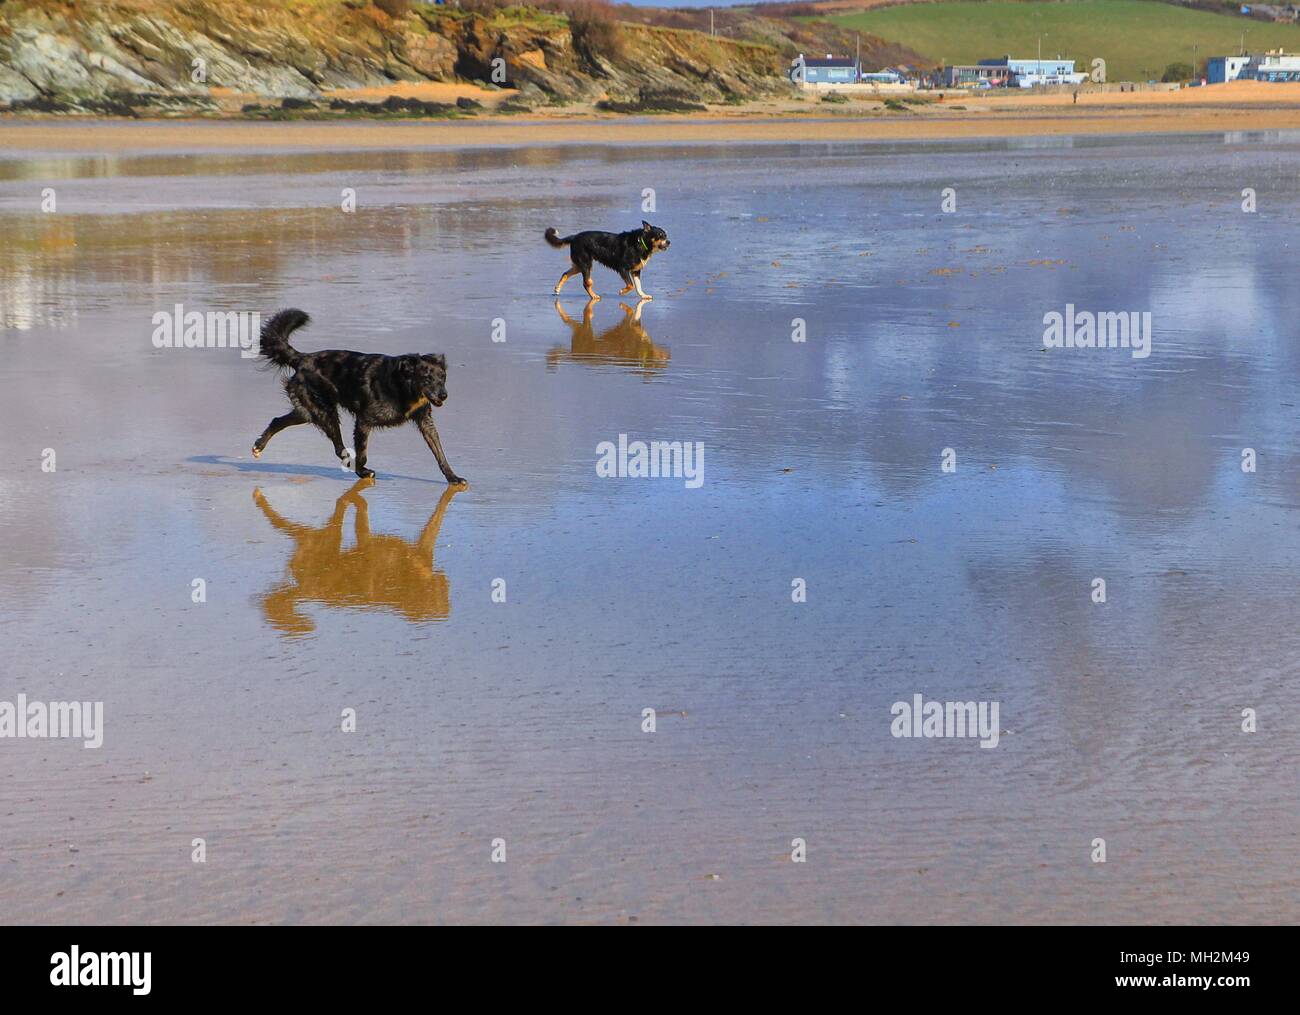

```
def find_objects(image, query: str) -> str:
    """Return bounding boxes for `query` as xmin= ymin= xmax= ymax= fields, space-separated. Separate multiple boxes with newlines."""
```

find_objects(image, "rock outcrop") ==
xmin=0 ymin=0 xmax=788 ymax=113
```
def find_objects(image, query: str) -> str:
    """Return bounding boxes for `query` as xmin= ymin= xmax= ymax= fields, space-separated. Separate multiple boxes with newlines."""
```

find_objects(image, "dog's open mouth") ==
xmin=429 ymin=393 xmax=445 ymax=407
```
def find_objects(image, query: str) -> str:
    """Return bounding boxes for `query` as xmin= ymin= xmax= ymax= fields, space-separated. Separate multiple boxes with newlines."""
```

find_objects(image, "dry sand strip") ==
xmin=0 ymin=109 xmax=1297 ymax=154
xmin=4 ymin=82 xmax=1300 ymax=154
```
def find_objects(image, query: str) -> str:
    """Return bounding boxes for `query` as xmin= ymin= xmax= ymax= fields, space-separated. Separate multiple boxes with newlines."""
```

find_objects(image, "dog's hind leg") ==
xmin=319 ymin=410 xmax=349 ymax=467
xmin=554 ymin=266 xmax=579 ymax=295
xmin=582 ymin=270 xmax=600 ymax=302
xmin=252 ymin=409 xmax=307 ymax=458
xmin=288 ymin=372 xmax=350 ymax=466
xmin=353 ymin=421 xmax=375 ymax=480
xmin=413 ymin=406 xmax=466 ymax=486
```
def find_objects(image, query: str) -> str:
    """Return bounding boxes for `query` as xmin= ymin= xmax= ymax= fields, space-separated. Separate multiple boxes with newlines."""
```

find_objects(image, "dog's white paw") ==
xmin=339 ymin=448 xmax=356 ymax=471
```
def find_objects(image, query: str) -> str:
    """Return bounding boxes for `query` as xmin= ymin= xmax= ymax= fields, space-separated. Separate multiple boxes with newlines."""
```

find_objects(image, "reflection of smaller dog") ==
xmin=545 ymin=221 xmax=670 ymax=301
xmin=548 ymin=299 xmax=669 ymax=378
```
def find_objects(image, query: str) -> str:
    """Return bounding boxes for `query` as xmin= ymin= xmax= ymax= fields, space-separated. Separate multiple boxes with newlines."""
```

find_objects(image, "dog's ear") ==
xmin=642 ymin=220 xmax=653 ymax=231
xmin=425 ymin=353 xmax=446 ymax=368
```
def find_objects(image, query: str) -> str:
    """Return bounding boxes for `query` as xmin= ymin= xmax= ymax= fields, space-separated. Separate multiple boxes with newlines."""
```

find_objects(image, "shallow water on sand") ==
xmin=1 ymin=132 xmax=1297 ymax=924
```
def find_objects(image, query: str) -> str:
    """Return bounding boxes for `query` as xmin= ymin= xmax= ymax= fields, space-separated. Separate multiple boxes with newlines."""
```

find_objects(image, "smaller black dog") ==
xmin=546 ymin=220 xmax=670 ymax=301
xmin=252 ymin=309 xmax=465 ymax=485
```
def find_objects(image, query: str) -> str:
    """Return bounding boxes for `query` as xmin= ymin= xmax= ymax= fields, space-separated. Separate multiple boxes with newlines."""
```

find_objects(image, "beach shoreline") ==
xmin=4 ymin=81 xmax=1300 ymax=154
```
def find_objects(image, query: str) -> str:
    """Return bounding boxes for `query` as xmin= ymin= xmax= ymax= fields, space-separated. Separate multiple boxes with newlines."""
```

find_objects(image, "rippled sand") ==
xmin=1 ymin=131 xmax=1297 ymax=924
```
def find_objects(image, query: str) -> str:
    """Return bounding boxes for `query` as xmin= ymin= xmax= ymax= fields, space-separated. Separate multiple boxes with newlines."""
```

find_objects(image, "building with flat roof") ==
xmin=1208 ymin=50 xmax=1300 ymax=82
xmin=1248 ymin=50 xmax=1300 ymax=80
xmin=991 ymin=57 xmax=1086 ymax=87
xmin=941 ymin=63 xmax=1012 ymax=87
xmin=942 ymin=56 xmax=1085 ymax=88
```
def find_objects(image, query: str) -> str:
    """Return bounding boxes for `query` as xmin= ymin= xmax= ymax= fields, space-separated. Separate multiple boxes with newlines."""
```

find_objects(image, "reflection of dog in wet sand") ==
xmin=252 ymin=309 xmax=466 ymax=486
xmin=253 ymin=480 xmax=458 ymax=635
xmin=545 ymin=221 xmax=670 ymax=301
xmin=548 ymin=299 xmax=670 ymax=377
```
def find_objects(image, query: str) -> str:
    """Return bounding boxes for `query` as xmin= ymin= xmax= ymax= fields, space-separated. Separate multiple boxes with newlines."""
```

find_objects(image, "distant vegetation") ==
xmin=562 ymin=1 xmax=627 ymax=63
xmin=824 ymin=0 xmax=1300 ymax=82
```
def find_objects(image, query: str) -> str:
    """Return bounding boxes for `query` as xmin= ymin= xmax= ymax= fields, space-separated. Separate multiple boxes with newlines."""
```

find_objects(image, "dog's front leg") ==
xmin=414 ymin=408 xmax=466 ymax=486
xmin=617 ymin=270 xmax=635 ymax=297
xmin=632 ymin=271 xmax=651 ymax=300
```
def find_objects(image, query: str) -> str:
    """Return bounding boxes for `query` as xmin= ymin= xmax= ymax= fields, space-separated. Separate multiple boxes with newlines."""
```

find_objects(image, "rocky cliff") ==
xmin=0 ymin=0 xmax=788 ymax=112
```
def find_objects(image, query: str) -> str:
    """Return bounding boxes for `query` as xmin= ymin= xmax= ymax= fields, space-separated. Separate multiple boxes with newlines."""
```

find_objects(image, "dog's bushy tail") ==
xmin=259 ymin=308 xmax=309 ymax=369
xmin=544 ymin=227 xmax=572 ymax=248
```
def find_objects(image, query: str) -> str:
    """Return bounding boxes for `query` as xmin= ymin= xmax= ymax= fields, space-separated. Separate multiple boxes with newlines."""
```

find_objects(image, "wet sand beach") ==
xmin=1 ymin=127 xmax=1298 ymax=924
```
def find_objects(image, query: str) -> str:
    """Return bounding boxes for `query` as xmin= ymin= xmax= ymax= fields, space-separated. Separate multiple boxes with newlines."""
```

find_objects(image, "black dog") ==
xmin=546 ymin=220 xmax=670 ymax=301
xmin=251 ymin=309 xmax=465 ymax=485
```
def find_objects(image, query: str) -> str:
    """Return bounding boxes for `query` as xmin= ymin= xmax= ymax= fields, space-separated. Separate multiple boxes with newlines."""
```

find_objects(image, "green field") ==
xmin=826 ymin=0 xmax=1300 ymax=82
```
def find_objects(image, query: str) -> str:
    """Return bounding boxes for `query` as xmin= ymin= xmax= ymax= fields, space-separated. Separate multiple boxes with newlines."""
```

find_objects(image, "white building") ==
xmin=1248 ymin=50 xmax=1300 ymax=81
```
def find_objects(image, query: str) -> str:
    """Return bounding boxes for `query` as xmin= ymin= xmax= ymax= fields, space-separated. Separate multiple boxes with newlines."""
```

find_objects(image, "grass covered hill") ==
xmin=824 ymin=0 xmax=1300 ymax=82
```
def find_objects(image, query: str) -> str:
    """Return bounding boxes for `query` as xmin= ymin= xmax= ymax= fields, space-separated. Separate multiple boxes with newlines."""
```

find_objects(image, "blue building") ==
xmin=1208 ymin=56 xmax=1250 ymax=82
